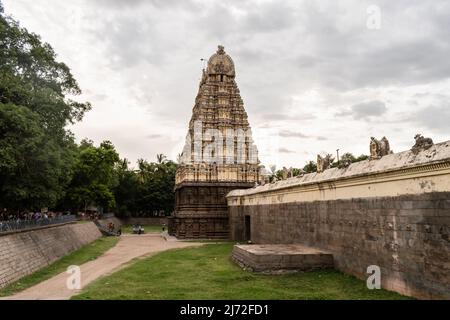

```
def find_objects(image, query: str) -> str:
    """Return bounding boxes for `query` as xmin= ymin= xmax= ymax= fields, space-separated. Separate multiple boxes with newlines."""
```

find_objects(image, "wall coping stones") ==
xmin=228 ymin=140 xmax=450 ymax=198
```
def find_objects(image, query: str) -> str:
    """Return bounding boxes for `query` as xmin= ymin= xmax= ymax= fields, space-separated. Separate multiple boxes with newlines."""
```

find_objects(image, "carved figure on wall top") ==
xmin=411 ymin=134 xmax=434 ymax=154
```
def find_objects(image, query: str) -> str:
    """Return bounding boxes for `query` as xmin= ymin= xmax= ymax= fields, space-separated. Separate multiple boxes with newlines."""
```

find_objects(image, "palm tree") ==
xmin=137 ymin=159 xmax=147 ymax=183
xmin=156 ymin=154 xmax=167 ymax=164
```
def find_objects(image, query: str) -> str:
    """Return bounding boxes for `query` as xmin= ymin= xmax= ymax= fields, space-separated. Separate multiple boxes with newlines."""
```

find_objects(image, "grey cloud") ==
xmin=84 ymin=0 xmax=450 ymax=118
xmin=146 ymin=134 xmax=163 ymax=139
xmin=279 ymin=130 xmax=309 ymax=138
xmin=6 ymin=0 xmax=450 ymax=166
xmin=414 ymin=104 xmax=450 ymax=133
xmin=259 ymin=113 xmax=316 ymax=121
xmin=279 ymin=130 xmax=328 ymax=141
xmin=337 ymin=100 xmax=387 ymax=120
xmin=278 ymin=147 xmax=296 ymax=154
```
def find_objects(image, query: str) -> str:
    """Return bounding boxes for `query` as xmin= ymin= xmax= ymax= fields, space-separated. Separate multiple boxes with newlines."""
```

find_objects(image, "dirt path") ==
xmin=1 ymin=234 xmax=203 ymax=300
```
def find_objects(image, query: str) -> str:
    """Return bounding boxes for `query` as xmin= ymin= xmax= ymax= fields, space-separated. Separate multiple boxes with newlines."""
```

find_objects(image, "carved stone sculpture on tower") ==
xmin=282 ymin=167 xmax=289 ymax=180
xmin=411 ymin=134 xmax=434 ymax=154
xmin=317 ymin=154 xmax=333 ymax=173
xmin=370 ymin=136 xmax=392 ymax=160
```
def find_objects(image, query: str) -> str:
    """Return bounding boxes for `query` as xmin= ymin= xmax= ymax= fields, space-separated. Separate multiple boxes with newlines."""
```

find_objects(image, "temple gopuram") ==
xmin=168 ymin=45 xmax=260 ymax=239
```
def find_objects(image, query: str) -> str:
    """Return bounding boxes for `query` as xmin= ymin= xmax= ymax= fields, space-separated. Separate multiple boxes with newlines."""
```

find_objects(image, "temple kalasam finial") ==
xmin=217 ymin=45 xmax=225 ymax=54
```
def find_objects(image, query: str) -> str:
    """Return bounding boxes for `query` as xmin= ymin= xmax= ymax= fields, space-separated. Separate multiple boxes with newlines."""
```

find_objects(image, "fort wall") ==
xmin=227 ymin=140 xmax=450 ymax=299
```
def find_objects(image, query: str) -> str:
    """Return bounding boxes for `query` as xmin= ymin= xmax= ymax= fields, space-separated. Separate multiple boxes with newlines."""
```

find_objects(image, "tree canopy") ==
xmin=0 ymin=6 xmax=88 ymax=210
xmin=113 ymin=157 xmax=177 ymax=217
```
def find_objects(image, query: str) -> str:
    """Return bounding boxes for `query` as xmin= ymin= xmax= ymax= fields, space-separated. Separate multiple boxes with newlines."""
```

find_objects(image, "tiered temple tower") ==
xmin=168 ymin=45 xmax=260 ymax=239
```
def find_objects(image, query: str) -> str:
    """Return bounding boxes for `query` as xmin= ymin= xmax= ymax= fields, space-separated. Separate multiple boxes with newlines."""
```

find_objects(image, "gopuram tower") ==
xmin=169 ymin=45 xmax=260 ymax=239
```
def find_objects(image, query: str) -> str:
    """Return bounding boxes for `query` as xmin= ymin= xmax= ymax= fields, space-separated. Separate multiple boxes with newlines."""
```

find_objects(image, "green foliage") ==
xmin=63 ymin=140 xmax=120 ymax=211
xmin=303 ymin=161 xmax=317 ymax=173
xmin=0 ymin=104 xmax=77 ymax=209
xmin=0 ymin=10 xmax=87 ymax=209
xmin=0 ymin=11 xmax=91 ymax=132
xmin=331 ymin=153 xmax=369 ymax=168
xmin=114 ymin=155 xmax=177 ymax=217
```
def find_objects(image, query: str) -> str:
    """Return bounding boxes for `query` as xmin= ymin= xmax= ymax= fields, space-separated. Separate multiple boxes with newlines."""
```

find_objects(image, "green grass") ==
xmin=72 ymin=243 xmax=410 ymax=300
xmin=0 ymin=236 xmax=119 ymax=297
xmin=121 ymin=224 xmax=163 ymax=234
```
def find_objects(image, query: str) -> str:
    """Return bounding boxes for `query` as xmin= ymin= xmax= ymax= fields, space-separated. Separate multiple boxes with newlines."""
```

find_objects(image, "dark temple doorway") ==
xmin=244 ymin=215 xmax=251 ymax=241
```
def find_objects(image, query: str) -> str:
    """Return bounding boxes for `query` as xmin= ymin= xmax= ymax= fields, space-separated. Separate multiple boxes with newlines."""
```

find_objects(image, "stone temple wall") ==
xmin=227 ymin=140 xmax=450 ymax=299
xmin=0 ymin=222 xmax=101 ymax=289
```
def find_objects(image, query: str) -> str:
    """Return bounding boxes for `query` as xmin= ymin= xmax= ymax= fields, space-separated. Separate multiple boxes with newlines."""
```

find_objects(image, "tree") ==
xmin=63 ymin=140 xmax=120 ymax=212
xmin=134 ymin=156 xmax=177 ymax=216
xmin=113 ymin=158 xmax=139 ymax=216
xmin=0 ymin=7 xmax=88 ymax=210
xmin=0 ymin=104 xmax=76 ymax=209
xmin=156 ymin=153 xmax=167 ymax=164
xmin=303 ymin=161 xmax=317 ymax=173
xmin=331 ymin=152 xmax=369 ymax=168
xmin=0 ymin=10 xmax=91 ymax=133
xmin=113 ymin=155 xmax=178 ymax=217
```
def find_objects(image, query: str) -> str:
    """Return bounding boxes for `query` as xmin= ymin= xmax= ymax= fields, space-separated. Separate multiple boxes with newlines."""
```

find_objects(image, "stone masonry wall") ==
xmin=229 ymin=192 xmax=450 ymax=299
xmin=0 ymin=222 xmax=102 ymax=289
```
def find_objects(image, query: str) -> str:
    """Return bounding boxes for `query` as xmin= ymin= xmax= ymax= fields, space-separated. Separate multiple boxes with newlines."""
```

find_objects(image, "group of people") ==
xmin=0 ymin=210 xmax=71 ymax=232
xmin=0 ymin=210 xmax=66 ymax=222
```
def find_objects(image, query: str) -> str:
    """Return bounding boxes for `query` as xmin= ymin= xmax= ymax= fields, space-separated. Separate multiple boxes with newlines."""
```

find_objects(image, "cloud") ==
xmin=279 ymin=130 xmax=309 ymax=138
xmin=259 ymin=113 xmax=316 ymax=121
xmin=414 ymin=104 xmax=450 ymax=133
xmin=278 ymin=130 xmax=328 ymax=141
xmin=4 ymin=0 xmax=450 ymax=167
xmin=337 ymin=100 xmax=387 ymax=120
xmin=278 ymin=147 xmax=296 ymax=154
xmin=146 ymin=133 xmax=163 ymax=139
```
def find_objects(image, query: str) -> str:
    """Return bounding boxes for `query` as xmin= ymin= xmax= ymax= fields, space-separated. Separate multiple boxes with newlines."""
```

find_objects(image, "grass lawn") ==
xmin=121 ymin=224 xmax=163 ymax=234
xmin=72 ymin=242 xmax=409 ymax=300
xmin=0 ymin=236 xmax=119 ymax=297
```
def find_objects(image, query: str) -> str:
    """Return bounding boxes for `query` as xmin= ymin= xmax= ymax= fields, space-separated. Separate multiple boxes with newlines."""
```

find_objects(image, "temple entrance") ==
xmin=244 ymin=215 xmax=251 ymax=241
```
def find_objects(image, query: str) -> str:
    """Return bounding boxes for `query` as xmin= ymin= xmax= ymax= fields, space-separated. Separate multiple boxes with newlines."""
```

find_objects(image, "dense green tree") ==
xmin=156 ymin=153 xmax=167 ymax=164
xmin=63 ymin=140 xmax=120 ymax=212
xmin=0 ymin=6 xmax=88 ymax=210
xmin=0 ymin=104 xmax=76 ymax=209
xmin=0 ymin=8 xmax=90 ymax=131
xmin=303 ymin=161 xmax=317 ymax=173
xmin=113 ymin=158 xmax=139 ymax=215
xmin=114 ymin=155 xmax=177 ymax=217
xmin=134 ymin=157 xmax=177 ymax=216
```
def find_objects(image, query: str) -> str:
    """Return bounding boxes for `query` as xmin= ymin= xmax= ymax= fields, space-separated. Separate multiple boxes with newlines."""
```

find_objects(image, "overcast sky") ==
xmin=3 ymin=0 xmax=450 ymax=168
